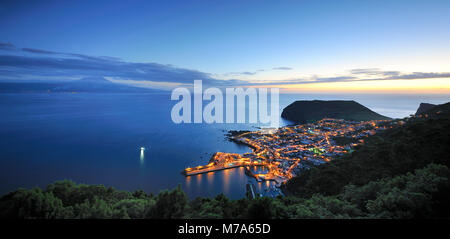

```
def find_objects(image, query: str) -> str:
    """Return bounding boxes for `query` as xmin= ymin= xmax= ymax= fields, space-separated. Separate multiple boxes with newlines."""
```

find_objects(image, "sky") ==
xmin=0 ymin=0 xmax=449 ymax=93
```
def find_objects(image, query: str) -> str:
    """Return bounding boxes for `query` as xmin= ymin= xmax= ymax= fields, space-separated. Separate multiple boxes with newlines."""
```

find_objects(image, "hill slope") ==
xmin=281 ymin=100 xmax=391 ymax=123
xmin=415 ymin=103 xmax=437 ymax=115
xmin=418 ymin=102 xmax=450 ymax=119
xmin=283 ymin=102 xmax=450 ymax=197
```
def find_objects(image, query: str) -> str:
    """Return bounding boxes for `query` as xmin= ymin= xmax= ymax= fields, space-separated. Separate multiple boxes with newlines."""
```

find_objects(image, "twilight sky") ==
xmin=0 ymin=0 xmax=449 ymax=93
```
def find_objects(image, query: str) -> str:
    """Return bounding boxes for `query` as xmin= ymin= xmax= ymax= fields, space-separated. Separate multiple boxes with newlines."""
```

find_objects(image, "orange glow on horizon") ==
xmin=250 ymin=78 xmax=450 ymax=94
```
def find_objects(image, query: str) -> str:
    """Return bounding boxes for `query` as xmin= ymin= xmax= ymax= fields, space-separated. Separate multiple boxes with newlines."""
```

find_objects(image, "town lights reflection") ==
xmin=223 ymin=169 xmax=230 ymax=194
xmin=184 ymin=168 xmax=248 ymax=198
xmin=186 ymin=175 xmax=191 ymax=187
xmin=207 ymin=172 xmax=213 ymax=186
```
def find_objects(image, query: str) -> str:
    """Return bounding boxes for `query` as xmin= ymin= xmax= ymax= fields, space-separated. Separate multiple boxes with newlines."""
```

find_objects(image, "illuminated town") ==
xmin=182 ymin=118 xmax=392 ymax=197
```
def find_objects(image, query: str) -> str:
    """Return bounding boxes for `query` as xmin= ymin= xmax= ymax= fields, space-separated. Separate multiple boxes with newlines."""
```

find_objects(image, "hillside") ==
xmin=282 ymin=102 xmax=450 ymax=217
xmin=415 ymin=103 xmax=437 ymax=115
xmin=281 ymin=100 xmax=391 ymax=123
xmin=417 ymin=102 xmax=450 ymax=119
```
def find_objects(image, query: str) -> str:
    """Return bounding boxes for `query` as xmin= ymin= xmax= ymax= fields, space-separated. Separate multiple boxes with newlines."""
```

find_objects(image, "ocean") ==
xmin=0 ymin=92 xmax=448 ymax=199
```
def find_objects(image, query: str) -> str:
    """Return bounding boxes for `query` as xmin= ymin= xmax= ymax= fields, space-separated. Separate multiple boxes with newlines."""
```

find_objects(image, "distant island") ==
xmin=0 ymin=77 xmax=163 ymax=93
xmin=281 ymin=100 xmax=391 ymax=123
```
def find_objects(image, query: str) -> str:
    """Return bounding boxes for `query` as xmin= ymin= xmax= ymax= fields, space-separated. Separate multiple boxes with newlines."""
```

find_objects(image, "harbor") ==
xmin=182 ymin=118 xmax=392 ymax=197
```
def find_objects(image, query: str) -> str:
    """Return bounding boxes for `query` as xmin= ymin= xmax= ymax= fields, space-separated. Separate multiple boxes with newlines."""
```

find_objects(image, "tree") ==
xmin=149 ymin=185 xmax=187 ymax=218
xmin=247 ymin=197 xmax=276 ymax=219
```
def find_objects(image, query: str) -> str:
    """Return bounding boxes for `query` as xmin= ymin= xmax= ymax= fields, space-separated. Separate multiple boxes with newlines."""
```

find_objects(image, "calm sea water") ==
xmin=0 ymin=92 xmax=448 ymax=199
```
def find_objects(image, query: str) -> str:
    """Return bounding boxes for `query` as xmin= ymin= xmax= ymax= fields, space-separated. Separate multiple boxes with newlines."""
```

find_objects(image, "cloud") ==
xmin=246 ymin=76 xmax=357 ymax=86
xmin=22 ymin=48 xmax=58 ymax=54
xmin=1 ymin=43 xmax=449 ymax=89
xmin=272 ymin=67 xmax=292 ymax=70
xmin=0 ymin=42 xmax=16 ymax=51
xmin=21 ymin=47 xmax=123 ymax=62
xmin=343 ymin=71 xmax=450 ymax=82
xmin=241 ymin=72 xmax=450 ymax=86
xmin=350 ymin=68 xmax=400 ymax=77
xmin=225 ymin=71 xmax=258 ymax=76
xmin=223 ymin=67 xmax=292 ymax=76
xmin=0 ymin=44 xmax=235 ymax=87
xmin=350 ymin=68 xmax=380 ymax=74
xmin=0 ymin=54 xmax=221 ymax=83
xmin=389 ymin=72 xmax=450 ymax=80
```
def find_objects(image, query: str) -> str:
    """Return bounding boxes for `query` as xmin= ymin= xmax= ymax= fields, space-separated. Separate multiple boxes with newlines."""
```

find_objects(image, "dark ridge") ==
xmin=281 ymin=100 xmax=391 ymax=123
xmin=420 ymin=102 xmax=450 ymax=119
xmin=415 ymin=103 xmax=437 ymax=116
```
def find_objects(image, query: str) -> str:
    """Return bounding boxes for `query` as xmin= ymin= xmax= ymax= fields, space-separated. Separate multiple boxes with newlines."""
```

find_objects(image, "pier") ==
xmin=182 ymin=161 xmax=265 ymax=176
xmin=181 ymin=152 xmax=288 ymax=185
xmin=246 ymin=183 xmax=257 ymax=199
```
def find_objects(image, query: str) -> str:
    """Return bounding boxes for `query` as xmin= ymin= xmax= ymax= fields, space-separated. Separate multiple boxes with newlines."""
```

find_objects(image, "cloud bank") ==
xmin=0 ymin=42 xmax=242 ymax=88
xmin=223 ymin=66 xmax=293 ymax=76
xmin=1 ymin=42 xmax=449 ymax=89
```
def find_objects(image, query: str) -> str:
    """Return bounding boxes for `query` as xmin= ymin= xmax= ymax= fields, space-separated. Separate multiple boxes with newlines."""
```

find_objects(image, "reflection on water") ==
xmin=183 ymin=165 xmax=276 ymax=199
xmin=186 ymin=175 xmax=191 ymax=187
xmin=207 ymin=172 xmax=214 ymax=186
xmin=184 ymin=167 xmax=248 ymax=199
xmin=196 ymin=174 xmax=201 ymax=181
xmin=223 ymin=169 xmax=229 ymax=194
xmin=140 ymin=147 xmax=145 ymax=165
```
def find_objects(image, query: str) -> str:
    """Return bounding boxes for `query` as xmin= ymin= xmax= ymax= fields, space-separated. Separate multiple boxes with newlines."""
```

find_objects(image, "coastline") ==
xmin=181 ymin=118 xmax=393 ymax=198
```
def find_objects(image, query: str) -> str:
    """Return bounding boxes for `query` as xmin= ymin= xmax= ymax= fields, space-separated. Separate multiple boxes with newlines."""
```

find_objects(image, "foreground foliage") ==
xmin=1 ymin=162 xmax=448 ymax=219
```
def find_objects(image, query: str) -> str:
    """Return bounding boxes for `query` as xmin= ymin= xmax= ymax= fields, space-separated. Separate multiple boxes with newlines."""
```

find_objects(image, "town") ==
xmin=182 ymin=118 xmax=392 ymax=197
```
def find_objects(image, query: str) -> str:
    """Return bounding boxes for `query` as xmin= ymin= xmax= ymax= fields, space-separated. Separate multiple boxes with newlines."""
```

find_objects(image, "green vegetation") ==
xmin=1 ymin=163 xmax=448 ymax=219
xmin=281 ymin=100 xmax=391 ymax=123
xmin=283 ymin=116 xmax=450 ymax=197
xmin=1 ymin=103 xmax=449 ymax=219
